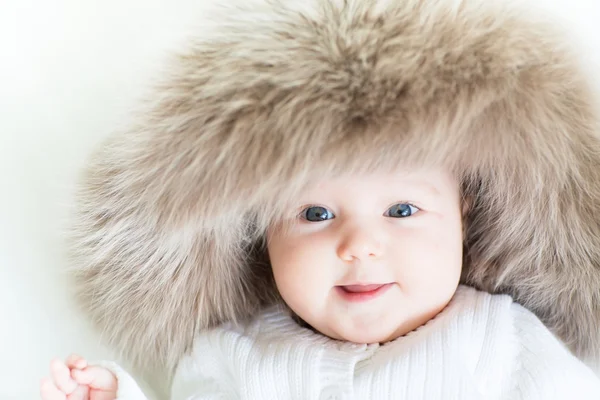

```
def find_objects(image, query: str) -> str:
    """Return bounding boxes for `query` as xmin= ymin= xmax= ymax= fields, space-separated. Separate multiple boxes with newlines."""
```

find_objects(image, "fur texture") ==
xmin=69 ymin=0 xmax=600 ymax=378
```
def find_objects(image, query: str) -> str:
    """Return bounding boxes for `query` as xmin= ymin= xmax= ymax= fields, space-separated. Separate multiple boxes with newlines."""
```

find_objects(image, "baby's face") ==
xmin=267 ymin=168 xmax=463 ymax=343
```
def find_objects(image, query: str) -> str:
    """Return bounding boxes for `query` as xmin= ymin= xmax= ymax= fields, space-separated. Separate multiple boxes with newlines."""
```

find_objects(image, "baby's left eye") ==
xmin=385 ymin=203 xmax=419 ymax=218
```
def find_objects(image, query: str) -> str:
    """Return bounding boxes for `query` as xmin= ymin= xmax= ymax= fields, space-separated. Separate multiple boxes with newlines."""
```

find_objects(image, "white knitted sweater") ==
xmin=103 ymin=286 xmax=600 ymax=399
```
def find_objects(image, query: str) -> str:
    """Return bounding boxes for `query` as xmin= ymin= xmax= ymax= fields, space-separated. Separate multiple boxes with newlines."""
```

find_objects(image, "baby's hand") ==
xmin=40 ymin=354 xmax=118 ymax=400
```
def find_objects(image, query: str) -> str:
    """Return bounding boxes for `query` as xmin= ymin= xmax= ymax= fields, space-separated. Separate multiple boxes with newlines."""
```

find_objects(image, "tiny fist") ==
xmin=71 ymin=369 xmax=90 ymax=384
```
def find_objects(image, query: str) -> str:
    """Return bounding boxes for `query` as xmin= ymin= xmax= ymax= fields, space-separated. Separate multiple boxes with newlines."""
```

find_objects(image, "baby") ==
xmin=39 ymin=0 xmax=600 ymax=398
xmin=41 ymin=168 xmax=600 ymax=399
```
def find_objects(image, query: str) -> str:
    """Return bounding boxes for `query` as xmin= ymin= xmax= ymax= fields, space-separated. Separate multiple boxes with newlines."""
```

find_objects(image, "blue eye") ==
xmin=386 ymin=203 xmax=419 ymax=218
xmin=301 ymin=206 xmax=335 ymax=222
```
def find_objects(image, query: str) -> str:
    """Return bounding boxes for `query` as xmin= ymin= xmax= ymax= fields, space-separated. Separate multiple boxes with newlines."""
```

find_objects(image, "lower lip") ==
xmin=335 ymin=283 xmax=393 ymax=303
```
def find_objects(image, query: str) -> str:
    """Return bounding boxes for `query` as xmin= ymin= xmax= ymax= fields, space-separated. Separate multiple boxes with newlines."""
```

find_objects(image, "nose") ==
xmin=336 ymin=224 xmax=384 ymax=262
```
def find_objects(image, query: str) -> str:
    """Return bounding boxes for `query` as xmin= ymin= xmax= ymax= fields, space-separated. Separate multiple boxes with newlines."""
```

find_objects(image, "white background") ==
xmin=1 ymin=1 xmax=599 ymax=399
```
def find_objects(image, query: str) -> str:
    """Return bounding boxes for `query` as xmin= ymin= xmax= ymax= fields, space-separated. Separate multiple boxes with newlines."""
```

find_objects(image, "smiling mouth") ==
xmin=341 ymin=284 xmax=387 ymax=293
xmin=336 ymin=283 xmax=393 ymax=302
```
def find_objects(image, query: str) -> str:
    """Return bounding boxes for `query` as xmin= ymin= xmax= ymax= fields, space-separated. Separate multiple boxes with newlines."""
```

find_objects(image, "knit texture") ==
xmin=105 ymin=286 xmax=600 ymax=399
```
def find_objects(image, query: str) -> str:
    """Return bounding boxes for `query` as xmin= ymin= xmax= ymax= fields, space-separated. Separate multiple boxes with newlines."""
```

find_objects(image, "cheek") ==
xmin=268 ymin=232 xmax=333 ymax=300
xmin=391 ymin=219 xmax=463 ymax=284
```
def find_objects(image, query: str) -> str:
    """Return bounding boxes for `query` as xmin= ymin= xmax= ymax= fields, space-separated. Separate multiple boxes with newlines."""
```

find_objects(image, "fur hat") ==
xmin=69 ymin=0 xmax=600 ymax=377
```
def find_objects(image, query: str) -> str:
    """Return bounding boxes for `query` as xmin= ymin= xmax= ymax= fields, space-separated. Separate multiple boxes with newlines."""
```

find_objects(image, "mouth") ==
xmin=335 ymin=283 xmax=393 ymax=302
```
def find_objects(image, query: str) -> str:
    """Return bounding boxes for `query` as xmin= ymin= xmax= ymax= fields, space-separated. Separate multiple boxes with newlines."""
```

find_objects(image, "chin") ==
xmin=339 ymin=328 xmax=398 ymax=344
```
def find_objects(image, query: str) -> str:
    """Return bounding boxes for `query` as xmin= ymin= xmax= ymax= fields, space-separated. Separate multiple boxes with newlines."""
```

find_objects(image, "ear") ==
xmin=461 ymin=195 xmax=472 ymax=217
xmin=460 ymin=194 xmax=473 ymax=240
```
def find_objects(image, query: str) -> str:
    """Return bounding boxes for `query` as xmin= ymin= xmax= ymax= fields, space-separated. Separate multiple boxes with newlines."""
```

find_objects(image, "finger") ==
xmin=40 ymin=377 xmax=67 ymax=400
xmin=50 ymin=358 xmax=78 ymax=395
xmin=66 ymin=354 xmax=87 ymax=370
xmin=72 ymin=366 xmax=117 ymax=392
xmin=67 ymin=384 xmax=89 ymax=400
xmin=90 ymin=390 xmax=119 ymax=400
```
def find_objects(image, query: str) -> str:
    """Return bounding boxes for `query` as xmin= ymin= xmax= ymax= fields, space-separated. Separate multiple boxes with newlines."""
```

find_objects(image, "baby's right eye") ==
xmin=300 ymin=206 xmax=335 ymax=222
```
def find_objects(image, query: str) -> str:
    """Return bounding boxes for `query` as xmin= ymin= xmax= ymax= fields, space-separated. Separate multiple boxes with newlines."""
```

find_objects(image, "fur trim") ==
xmin=69 ymin=0 xmax=600 ymax=376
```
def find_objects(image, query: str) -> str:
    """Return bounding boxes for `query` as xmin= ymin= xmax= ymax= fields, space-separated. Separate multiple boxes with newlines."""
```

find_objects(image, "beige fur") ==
xmin=68 ymin=0 xmax=600 ymax=379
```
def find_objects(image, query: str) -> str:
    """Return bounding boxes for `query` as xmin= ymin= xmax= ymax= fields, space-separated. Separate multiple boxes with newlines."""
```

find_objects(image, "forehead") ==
xmin=308 ymin=169 xmax=450 ymax=197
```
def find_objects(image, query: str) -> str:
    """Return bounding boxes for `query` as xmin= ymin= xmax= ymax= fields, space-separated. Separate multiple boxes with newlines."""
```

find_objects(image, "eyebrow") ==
xmin=300 ymin=179 xmax=444 ymax=206
xmin=407 ymin=180 xmax=442 ymax=198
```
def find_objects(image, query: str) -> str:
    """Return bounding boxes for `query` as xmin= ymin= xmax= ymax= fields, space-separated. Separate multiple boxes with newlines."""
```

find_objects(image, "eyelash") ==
xmin=297 ymin=202 xmax=421 ymax=221
xmin=296 ymin=204 xmax=326 ymax=219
